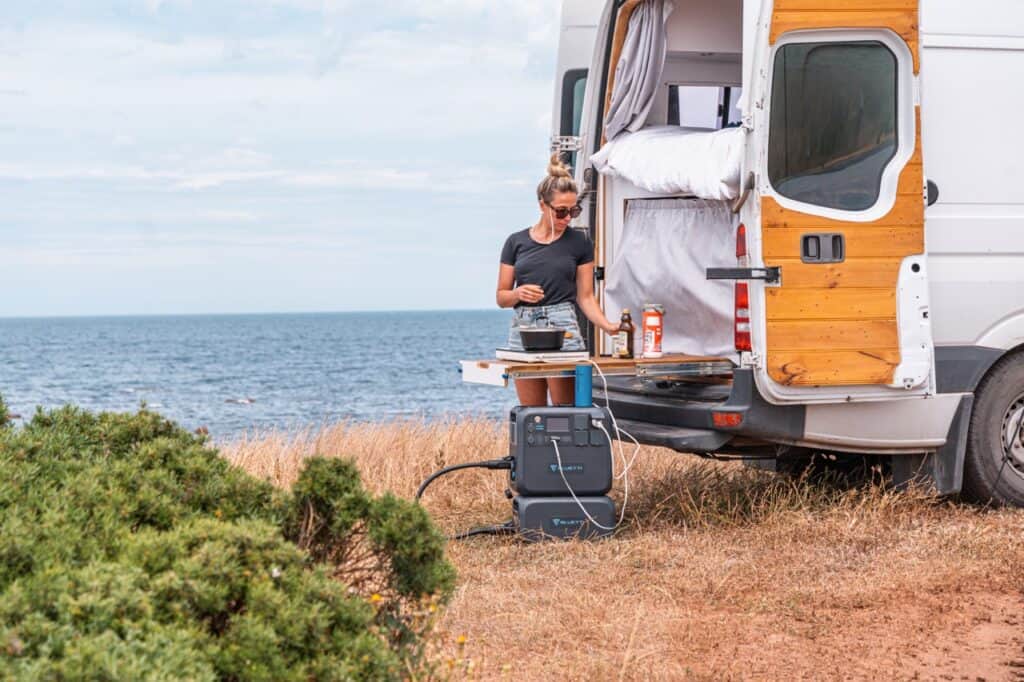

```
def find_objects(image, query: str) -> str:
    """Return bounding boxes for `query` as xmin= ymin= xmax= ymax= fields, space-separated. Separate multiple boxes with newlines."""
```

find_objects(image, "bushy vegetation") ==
xmin=0 ymin=396 xmax=455 ymax=680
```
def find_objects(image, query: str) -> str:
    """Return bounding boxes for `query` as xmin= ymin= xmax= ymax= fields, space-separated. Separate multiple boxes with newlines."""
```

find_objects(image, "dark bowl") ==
xmin=518 ymin=327 xmax=567 ymax=351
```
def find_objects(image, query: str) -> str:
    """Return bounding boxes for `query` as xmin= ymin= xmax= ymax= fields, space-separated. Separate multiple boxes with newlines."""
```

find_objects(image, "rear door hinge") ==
xmin=550 ymin=135 xmax=583 ymax=153
xmin=706 ymin=266 xmax=781 ymax=284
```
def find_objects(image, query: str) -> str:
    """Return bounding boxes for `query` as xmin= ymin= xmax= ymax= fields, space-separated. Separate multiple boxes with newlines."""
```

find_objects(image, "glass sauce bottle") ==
xmin=613 ymin=309 xmax=635 ymax=359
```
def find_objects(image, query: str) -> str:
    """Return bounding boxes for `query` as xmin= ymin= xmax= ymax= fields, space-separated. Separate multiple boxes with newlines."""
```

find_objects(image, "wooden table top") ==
xmin=469 ymin=353 xmax=727 ymax=373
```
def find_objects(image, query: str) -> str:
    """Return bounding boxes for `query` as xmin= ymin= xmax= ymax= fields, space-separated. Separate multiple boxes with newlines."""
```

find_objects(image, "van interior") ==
xmin=594 ymin=0 xmax=744 ymax=373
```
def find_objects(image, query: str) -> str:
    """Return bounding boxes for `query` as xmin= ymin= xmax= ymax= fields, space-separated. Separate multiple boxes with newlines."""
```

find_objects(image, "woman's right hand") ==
xmin=514 ymin=284 xmax=545 ymax=304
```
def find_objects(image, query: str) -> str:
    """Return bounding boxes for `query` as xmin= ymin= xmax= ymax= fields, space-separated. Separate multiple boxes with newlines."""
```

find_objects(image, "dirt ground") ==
xmin=223 ymin=419 xmax=1024 ymax=681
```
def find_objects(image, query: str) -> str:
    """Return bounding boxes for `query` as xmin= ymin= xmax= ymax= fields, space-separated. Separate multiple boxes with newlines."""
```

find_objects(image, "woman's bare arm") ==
xmin=575 ymin=262 xmax=617 ymax=333
xmin=496 ymin=263 xmax=544 ymax=308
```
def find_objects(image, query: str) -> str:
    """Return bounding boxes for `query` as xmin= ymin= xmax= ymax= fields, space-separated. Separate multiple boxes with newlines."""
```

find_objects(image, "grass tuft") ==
xmin=223 ymin=418 xmax=1024 ymax=680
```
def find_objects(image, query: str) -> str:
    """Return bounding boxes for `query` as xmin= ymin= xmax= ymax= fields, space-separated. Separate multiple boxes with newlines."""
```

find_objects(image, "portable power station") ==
xmin=508 ymin=405 xmax=613 ymax=497
xmin=417 ymin=404 xmax=620 ymax=542
xmin=513 ymin=495 xmax=616 ymax=542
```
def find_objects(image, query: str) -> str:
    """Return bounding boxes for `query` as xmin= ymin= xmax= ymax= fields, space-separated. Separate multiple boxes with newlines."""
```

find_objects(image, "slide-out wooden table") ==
xmin=460 ymin=354 xmax=733 ymax=388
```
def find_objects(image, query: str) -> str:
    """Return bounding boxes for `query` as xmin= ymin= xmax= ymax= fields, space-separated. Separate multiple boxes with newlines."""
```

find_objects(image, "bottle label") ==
xmin=613 ymin=331 xmax=629 ymax=357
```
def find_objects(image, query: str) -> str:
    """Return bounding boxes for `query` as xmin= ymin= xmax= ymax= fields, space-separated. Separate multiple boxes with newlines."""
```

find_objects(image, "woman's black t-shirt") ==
xmin=500 ymin=227 xmax=594 ymax=307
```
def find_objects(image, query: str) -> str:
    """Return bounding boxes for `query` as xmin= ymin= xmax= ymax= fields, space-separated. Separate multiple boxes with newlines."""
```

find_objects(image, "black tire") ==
xmin=962 ymin=352 xmax=1024 ymax=506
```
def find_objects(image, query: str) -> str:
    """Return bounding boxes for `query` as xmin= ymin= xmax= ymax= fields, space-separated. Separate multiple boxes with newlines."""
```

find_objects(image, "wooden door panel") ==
xmin=766 ymin=288 xmax=897 ymax=320
xmin=763 ymin=227 xmax=923 ymax=260
xmin=770 ymin=0 xmax=916 ymax=10
xmin=768 ymin=258 xmax=902 ymax=289
xmin=768 ymin=319 xmax=899 ymax=351
xmin=898 ymin=160 xmax=923 ymax=196
xmin=768 ymin=349 xmax=903 ymax=386
xmin=763 ymin=1 xmax=923 ymax=388
xmin=771 ymin=0 xmax=921 ymax=73
xmin=762 ymin=199 xmax=924 ymax=229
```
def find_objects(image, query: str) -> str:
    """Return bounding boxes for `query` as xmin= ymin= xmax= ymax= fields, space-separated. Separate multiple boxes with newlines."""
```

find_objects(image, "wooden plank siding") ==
xmin=763 ymin=1 xmax=923 ymax=387
xmin=770 ymin=0 xmax=921 ymax=73
xmin=762 ymin=120 xmax=923 ymax=385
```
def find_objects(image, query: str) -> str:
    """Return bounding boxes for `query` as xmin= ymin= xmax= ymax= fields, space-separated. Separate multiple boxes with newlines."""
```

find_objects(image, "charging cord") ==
xmin=552 ymin=356 xmax=638 ymax=532
xmin=552 ymin=438 xmax=619 ymax=531
xmin=415 ymin=457 xmax=512 ymax=501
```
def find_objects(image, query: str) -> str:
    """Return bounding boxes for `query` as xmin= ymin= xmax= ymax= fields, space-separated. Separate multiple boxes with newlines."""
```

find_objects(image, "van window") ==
xmin=768 ymin=41 xmax=898 ymax=212
xmin=560 ymin=69 xmax=587 ymax=168
xmin=667 ymin=86 xmax=742 ymax=130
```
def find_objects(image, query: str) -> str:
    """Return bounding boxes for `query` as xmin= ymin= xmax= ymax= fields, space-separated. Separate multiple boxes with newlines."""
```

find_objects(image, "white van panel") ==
xmin=929 ymin=252 xmax=1024 ymax=348
xmin=921 ymin=0 xmax=1024 ymax=38
xmin=920 ymin=5 xmax=1024 ymax=352
xmin=560 ymin=0 xmax=601 ymax=28
xmin=551 ymin=0 xmax=600 ymax=137
xmin=803 ymin=393 xmax=964 ymax=452
xmin=975 ymin=313 xmax=1024 ymax=351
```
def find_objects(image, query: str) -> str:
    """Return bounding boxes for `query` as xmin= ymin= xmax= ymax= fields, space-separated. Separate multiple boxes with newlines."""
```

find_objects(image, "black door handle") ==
xmin=801 ymin=233 xmax=845 ymax=264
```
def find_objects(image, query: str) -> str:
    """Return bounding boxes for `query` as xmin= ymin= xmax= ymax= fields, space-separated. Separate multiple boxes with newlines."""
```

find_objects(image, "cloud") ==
xmin=0 ymin=157 xmax=526 ymax=193
xmin=0 ymin=0 xmax=569 ymax=315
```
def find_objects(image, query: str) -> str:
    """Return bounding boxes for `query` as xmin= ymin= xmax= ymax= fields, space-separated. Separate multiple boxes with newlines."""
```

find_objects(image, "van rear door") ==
xmin=749 ymin=2 xmax=934 ymax=403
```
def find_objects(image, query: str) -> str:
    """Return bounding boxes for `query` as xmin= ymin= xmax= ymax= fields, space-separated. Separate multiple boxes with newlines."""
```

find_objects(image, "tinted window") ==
xmin=768 ymin=41 xmax=898 ymax=211
xmin=560 ymin=69 xmax=587 ymax=168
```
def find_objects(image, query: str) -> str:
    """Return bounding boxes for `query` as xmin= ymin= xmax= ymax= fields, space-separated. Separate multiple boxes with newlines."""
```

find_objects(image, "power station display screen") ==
xmin=546 ymin=417 xmax=569 ymax=432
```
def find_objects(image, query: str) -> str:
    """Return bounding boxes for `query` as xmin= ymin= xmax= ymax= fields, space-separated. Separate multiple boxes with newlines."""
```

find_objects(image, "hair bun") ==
xmin=547 ymin=152 xmax=572 ymax=179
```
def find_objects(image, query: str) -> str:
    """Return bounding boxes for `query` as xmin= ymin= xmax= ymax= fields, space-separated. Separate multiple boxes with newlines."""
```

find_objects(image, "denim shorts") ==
xmin=506 ymin=301 xmax=586 ymax=352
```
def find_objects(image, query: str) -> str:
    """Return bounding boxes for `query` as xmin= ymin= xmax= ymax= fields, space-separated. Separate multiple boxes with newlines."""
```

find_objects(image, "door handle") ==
xmin=731 ymin=172 xmax=755 ymax=214
xmin=801 ymin=233 xmax=845 ymax=264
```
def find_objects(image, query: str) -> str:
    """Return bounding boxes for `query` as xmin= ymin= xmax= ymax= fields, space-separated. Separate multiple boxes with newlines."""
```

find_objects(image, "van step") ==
xmin=613 ymin=418 xmax=732 ymax=454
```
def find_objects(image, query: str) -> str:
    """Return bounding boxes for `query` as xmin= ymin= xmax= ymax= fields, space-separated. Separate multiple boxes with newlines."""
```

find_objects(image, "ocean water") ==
xmin=0 ymin=311 xmax=518 ymax=438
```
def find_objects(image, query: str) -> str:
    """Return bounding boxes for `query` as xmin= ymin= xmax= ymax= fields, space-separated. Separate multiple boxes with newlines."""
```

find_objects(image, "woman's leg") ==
xmin=548 ymin=377 xmax=576 ymax=406
xmin=514 ymin=377 xmax=549 ymax=406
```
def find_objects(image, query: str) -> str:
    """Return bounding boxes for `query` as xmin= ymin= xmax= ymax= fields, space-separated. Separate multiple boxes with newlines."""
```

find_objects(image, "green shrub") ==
xmin=0 ymin=401 xmax=455 ymax=680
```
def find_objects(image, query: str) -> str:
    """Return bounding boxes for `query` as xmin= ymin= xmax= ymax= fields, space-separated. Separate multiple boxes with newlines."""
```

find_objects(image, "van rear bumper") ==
xmin=599 ymin=369 xmax=806 ymax=453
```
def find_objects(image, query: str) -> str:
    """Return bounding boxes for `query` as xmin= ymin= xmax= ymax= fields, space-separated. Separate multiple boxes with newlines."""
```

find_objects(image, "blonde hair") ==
xmin=536 ymin=152 xmax=578 ymax=203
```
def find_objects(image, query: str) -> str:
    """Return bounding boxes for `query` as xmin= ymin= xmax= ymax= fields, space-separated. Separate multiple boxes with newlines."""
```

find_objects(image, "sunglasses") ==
xmin=546 ymin=203 xmax=583 ymax=220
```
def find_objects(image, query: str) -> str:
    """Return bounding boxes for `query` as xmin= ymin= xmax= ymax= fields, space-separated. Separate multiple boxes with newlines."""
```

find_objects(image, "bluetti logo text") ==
xmin=549 ymin=463 xmax=584 ymax=474
xmin=551 ymin=517 xmax=584 ymax=528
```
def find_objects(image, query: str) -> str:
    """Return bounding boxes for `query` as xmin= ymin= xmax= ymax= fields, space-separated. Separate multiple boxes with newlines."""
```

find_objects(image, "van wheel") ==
xmin=962 ymin=354 xmax=1024 ymax=506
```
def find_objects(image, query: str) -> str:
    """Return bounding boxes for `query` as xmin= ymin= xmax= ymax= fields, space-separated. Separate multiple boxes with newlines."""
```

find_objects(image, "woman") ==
xmin=496 ymin=153 xmax=619 ymax=407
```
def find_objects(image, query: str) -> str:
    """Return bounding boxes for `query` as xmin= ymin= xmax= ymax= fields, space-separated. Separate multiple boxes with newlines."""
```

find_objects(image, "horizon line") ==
xmin=0 ymin=307 xmax=500 ymax=321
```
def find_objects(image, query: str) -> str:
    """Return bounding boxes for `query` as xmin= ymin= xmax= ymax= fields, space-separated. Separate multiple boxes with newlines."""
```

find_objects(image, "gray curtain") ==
xmin=603 ymin=0 xmax=675 ymax=141
xmin=604 ymin=198 xmax=736 ymax=358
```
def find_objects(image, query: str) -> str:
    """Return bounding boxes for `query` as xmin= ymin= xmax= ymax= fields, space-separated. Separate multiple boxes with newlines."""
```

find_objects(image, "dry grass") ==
xmin=222 ymin=419 xmax=1024 ymax=681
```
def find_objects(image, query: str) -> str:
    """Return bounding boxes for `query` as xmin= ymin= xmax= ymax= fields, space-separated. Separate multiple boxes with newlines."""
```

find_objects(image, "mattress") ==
xmin=590 ymin=125 xmax=745 ymax=200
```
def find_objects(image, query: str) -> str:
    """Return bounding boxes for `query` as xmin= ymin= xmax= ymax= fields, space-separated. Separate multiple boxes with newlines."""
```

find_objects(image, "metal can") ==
xmin=642 ymin=304 xmax=664 ymax=358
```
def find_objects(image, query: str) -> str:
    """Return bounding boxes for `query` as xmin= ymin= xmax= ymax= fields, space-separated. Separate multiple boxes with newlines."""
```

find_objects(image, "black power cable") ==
xmin=448 ymin=521 xmax=516 ymax=541
xmin=415 ymin=458 xmax=512 ymax=501
xmin=415 ymin=457 xmax=516 ymax=542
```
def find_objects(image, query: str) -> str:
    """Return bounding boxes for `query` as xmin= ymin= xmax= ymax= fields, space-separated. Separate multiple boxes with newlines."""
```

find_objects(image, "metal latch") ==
xmin=550 ymin=135 xmax=583 ymax=153
xmin=706 ymin=266 xmax=781 ymax=284
xmin=594 ymin=266 xmax=605 ymax=281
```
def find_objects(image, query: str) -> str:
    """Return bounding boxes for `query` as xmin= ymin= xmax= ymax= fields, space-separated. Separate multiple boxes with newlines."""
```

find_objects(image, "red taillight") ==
xmin=735 ymin=223 xmax=747 ymax=259
xmin=735 ymin=282 xmax=751 ymax=352
xmin=712 ymin=411 xmax=744 ymax=428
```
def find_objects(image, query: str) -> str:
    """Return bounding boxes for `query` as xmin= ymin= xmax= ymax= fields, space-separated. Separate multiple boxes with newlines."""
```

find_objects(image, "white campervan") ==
xmin=554 ymin=0 xmax=1024 ymax=505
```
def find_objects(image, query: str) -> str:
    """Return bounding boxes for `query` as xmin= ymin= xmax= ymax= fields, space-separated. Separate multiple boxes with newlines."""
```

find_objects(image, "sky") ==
xmin=0 ymin=0 xmax=565 ymax=317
